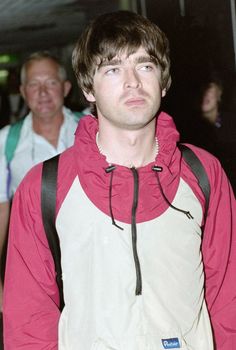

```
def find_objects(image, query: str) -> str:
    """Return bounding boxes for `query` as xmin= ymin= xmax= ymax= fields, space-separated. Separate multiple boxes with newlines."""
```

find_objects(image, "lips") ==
xmin=38 ymin=100 xmax=53 ymax=107
xmin=38 ymin=98 xmax=51 ymax=104
xmin=125 ymin=97 xmax=146 ymax=106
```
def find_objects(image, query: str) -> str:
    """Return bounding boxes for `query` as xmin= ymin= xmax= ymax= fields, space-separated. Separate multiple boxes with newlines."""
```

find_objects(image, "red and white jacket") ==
xmin=3 ymin=113 xmax=236 ymax=349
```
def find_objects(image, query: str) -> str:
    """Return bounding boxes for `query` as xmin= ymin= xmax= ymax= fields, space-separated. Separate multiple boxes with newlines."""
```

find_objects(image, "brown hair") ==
xmin=72 ymin=10 xmax=171 ymax=94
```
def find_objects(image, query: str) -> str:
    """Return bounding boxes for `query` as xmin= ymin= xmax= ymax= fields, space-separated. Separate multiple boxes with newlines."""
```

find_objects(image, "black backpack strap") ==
xmin=179 ymin=144 xmax=210 ymax=216
xmin=41 ymin=154 xmax=64 ymax=311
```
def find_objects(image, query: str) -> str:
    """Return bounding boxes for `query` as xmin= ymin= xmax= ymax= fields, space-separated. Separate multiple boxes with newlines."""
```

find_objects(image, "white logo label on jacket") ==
xmin=162 ymin=338 xmax=181 ymax=349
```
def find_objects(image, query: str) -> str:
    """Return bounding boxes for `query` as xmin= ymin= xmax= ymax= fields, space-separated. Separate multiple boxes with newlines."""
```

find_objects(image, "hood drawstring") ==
xmin=105 ymin=165 xmax=124 ymax=230
xmin=152 ymin=165 xmax=194 ymax=220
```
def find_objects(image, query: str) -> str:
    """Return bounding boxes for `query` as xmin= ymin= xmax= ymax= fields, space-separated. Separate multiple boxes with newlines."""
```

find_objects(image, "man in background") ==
xmin=0 ymin=51 xmax=79 ymax=313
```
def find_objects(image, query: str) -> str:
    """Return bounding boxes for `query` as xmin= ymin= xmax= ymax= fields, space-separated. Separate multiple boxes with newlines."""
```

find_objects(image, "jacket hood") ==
xmin=72 ymin=112 xmax=182 ymax=223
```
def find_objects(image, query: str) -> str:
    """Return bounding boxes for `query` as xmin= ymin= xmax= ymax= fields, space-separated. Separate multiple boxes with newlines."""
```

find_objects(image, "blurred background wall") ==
xmin=0 ymin=0 xmax=235 ymax=122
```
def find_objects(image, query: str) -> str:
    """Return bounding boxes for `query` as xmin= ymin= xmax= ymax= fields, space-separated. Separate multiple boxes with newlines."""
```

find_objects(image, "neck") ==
xmin=96 ymin=127 xmax=158 ymax=168
xmin=32 ymin=113 xmax=64 ymax=147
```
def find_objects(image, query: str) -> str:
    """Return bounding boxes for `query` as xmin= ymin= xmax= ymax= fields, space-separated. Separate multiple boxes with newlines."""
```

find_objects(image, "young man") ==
xmin=3 ymin=11 xmax=236 ymax=350
xmin=0 ymin=52 xmax=78 ymax=311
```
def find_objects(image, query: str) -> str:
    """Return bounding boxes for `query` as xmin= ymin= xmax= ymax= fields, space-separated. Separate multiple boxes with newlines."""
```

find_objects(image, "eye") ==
xmin=139 ymin=64 xmax=154 ymax=71
xmin=27 ymin=81 xmax=39 ymax=89
xmin=105 ymin=67 xmax=120 ymax=75
xmin=46 ymin=79 xmax=60 ymax=87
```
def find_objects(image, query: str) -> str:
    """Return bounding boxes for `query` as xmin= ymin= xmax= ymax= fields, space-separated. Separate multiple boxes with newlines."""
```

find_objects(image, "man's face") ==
xmin=20 ymin=58 xmax=71 ymax=120
xmin=201 ymin=84 xmax=221 ymax=114
xmin=84 ymin=47 xmax=166 ymax=131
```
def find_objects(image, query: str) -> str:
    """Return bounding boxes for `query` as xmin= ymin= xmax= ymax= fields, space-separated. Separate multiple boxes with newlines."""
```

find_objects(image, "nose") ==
xmin=38 ymin=83 xmax=48 ymax=95
xmin=124 ymin=68 xmax=141 ymax=89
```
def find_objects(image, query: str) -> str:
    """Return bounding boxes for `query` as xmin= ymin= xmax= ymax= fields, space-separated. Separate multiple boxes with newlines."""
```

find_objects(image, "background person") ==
xmin=0 ymin=51 xmax=79 ymax=313
xmin=181 ymin=76 xmax=236 ymax=194
xmin=3 ymin=11 xmax=236 ymax=350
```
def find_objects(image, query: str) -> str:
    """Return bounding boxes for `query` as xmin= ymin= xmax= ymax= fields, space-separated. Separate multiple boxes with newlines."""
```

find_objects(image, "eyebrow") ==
xmin=98 ymin=58 xmax=122 ymax=70
xmin=97 ymin=55 xmax=155 ymax=70
xmin=135 ymin=55 xmax=155 ymax=64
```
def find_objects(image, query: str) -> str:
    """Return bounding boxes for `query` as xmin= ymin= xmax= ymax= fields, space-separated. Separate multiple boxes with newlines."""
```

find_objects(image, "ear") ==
xmin=20 ymin=85 xmax=26 ymax=100
xmin=161 ymin=88 xmax=167 ymax=97
xmin=83 ymin=90 xmax=96 ymax=103
xmin=63 ymin=81 xmax=72 ymax=97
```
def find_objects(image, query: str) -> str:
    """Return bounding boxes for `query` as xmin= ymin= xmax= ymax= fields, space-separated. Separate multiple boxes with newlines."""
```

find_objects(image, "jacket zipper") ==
xmin=131 ymin=167 xmax=142 ymax=295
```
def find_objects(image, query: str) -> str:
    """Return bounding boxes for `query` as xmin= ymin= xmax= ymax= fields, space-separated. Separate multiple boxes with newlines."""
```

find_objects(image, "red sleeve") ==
xmin=202 ymin=157 xmax=236 ymax=349
xmin=3 ymin=164 xmax=60 ymax=349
